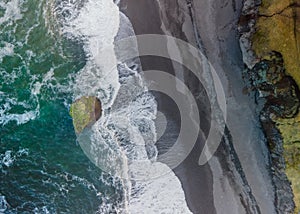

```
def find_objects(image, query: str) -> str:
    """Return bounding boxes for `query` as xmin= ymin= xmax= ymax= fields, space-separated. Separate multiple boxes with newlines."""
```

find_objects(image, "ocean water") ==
xmin=0 ymin=0 xmax=191 ymax=213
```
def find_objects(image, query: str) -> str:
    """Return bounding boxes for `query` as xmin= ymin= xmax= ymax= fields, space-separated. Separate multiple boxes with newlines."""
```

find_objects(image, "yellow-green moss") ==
xmin=69 ymin=96 xmax=101 ymax=134
xmin=252 ymin=1 xmax=300 ymax=85
xmin=275 ymin=112 xmax=300 ymax=214
xmin=284 ymin=142 xmax=300 ymax=213
xmin=252 ymin=0 xmax=300 ymax=212
xmin=276 ymin=116 xmax=300 ymax=144
xmin=259 ymin=0 xmax=292 ymax=16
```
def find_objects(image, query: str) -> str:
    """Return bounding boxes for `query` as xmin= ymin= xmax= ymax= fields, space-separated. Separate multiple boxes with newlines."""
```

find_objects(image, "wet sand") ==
xmin=119 ymin=0 xmax=276 ymax=213
xmin=119 ymin=0 xmax=215 ymax=213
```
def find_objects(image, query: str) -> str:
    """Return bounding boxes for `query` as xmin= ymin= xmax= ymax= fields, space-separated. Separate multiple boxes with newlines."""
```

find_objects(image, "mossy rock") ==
xmin=252 ymin=1 xmax=300 ymax=211
xmin=286 ymin=167 xmax=300 ymax=213
xmin=274 ymin=117 xmax=300 ymax=214
xmin=69 ymin=96 xmax=102 ymax=134
xmin=259 ymin=0 xmax=292 ymax=16
xmin=252 ymin=0 xmax=300 ymax=85
xmin=284 ymin=142 xmax=300 ymax=167
xmin=277 ymin=117 xmax=300 ymax=144
xmin=249 ymin=52 xmax=300 ymax=118
xmin=285 ymin=155 xmax=300 ymax=214
xmin=276 ymin=110 xmax=300 ymax=213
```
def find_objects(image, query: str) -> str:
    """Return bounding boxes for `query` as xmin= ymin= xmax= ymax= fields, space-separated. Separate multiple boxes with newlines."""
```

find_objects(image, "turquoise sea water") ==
xmin=0 ymin=0 xmax=197 ymax=213
xmin=0 ymin=0 xmax=123 ymax=213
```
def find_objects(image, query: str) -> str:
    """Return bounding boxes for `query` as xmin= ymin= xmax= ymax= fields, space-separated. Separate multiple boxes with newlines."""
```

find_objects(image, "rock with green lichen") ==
xmin=247 ymin=52 xmax=300 ymax=118
xmin=284 ymin=141 xmax=300 ymax=212
xmin=250 ymin=0 xmax=300 ymax=211
xmin=246 ymin=52 xmax=300 ymax=212
xmin=252 ymin=0 xmax=300 ymax=85
xmin=276 ymin=117 xmax=300 ymax=211
xmin=69 ymin=96 xmax=102 ymax=134
xmin=240 ymin=0 xmax=300 ymax=212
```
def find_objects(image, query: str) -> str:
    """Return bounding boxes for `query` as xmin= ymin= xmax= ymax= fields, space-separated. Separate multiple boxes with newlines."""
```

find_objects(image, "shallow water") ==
xmin=0 ymin=0 xmax=192 ymax=213
xmin=0 ymin=0 xmax=123 ymax=213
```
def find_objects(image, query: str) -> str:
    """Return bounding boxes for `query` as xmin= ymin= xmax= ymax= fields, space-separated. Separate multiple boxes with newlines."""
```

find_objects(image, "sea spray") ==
xmin=58 ymin=0 xmax=131 ymax=211
xmin=58 ymin=0 xmax=192 ymax=212
xmin=0 ymin=0 xmax=121 ymax=212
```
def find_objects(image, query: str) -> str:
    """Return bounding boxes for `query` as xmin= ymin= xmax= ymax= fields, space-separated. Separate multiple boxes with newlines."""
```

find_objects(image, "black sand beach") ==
xmin=119 ymin=0 xmax=276 ymax=213
xmin=120 ymin=1 xmax=216 ymax=213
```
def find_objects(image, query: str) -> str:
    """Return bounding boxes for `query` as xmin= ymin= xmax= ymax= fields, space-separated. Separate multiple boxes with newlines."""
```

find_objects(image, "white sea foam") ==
xmin=0 ymin=110 xmax=37 ymax=125
xmin=0 ymin=0 xmax=60 ymax=127
xmin=0 ymin=68 xmax=54 ymax=125
xmin=0 ymin=195 xmax=9 ymax=213
xmin=63 ymin=0 xmax=120 ymax=108
xmin=33 ymin=206 xmax=50 ymax=214
xmin=59 ymin=0 xmax=192 ymax=213
xmin=113 ymin=63 xmax=192 ymax=214
xmin=0 ymin=42 xmax=14 ymax=63
xmin=129 ymin=162 xmax=192 ymax=214
xmin=0 ymin=0 xmax=23 ymax=26
xmin=0 ymin=92 xmax=39 ymax=126
xmin=0 ymin=148 xmax=29 ymax=169
xmin=31 ymin=68 xmax=55 ymax=96
xmin=0 ymin=66 xmax=77 ymax=126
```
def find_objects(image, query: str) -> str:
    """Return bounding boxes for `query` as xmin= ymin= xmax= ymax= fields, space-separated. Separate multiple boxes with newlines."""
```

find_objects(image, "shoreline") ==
xmin=239 ymin=0 xmax=298 ymax=212
xmin=119 ymin=0 xmax=276 ymax=213
xmin=119 ymin=1 xmax=216 ymax=213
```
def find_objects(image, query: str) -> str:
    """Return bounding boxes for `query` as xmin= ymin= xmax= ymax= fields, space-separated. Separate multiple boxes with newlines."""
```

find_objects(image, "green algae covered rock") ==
xmin=69 ymin=96 xmax=102 ymax=134
xmin=284 ymin=142 xmax=300 ymax=213
xmin=252 ymin=0 xmax=300 ymax=85
xmin=250 ymin=1 xmax=300 ymax=211
xmin=247 ymin=52 xmax=300 ymax=118
xmin=277 ymin=117 xmax=300 ymax=212
xmin=247 ymin=52 xmax=300 ymax=212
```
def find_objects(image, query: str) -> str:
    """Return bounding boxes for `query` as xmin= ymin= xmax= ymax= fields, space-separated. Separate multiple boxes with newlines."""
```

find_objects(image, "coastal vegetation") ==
xmin=251 ymin=0 xmax=300 ymax=212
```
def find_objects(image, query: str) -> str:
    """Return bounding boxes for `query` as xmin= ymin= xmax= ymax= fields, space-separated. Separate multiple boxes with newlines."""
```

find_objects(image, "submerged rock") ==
xmin=69 ymin=96 xmax=102 ymax=134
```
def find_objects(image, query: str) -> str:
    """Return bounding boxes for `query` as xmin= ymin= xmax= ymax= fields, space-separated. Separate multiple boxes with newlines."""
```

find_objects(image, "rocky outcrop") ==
xmin=276 ymin=118 xmax=300 ymax=213
xmin=69 ymin=96 xmax=102 ymax=134
xmin=246 ymin=52 xmax=300 ymax=119
xmin=245 ymin=52 xmax=299 ymax=213
xmin=252 ymin=0 xmax=300 ymax=85
xmin=239 ymin=0 xmax=300 ymax=212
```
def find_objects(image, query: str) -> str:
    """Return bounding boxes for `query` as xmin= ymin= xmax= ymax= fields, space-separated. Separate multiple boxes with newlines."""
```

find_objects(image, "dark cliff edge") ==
xmin=238 ymin=0 xmax=298 ymax=212
xmin=119 ymin=0 xmax=279 ymax=212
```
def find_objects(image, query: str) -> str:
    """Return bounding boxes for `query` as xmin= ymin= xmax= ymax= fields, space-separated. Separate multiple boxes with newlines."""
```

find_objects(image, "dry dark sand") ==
xmin=118 ymin=0 xmax=278 ymax=212
xmin=120 ymin=0 xmax=216 ymax=213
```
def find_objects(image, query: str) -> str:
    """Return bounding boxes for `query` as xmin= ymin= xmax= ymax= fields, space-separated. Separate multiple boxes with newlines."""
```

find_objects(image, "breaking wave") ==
xmin=57 ymin=0 xmax=192 ymax=213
